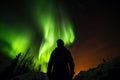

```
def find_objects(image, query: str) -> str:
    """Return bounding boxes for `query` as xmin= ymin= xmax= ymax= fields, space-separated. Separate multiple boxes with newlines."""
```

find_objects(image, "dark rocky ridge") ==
xmin=74 ymin=56 xmax=120 ymax=80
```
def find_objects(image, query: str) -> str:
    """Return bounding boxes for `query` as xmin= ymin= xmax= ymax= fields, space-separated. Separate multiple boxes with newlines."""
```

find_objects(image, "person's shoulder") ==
xmin=54 ymin=47 xmax=59 ymax=50
xmin=63 ymin=47 xmax=71 ymax=53
xmin=64 ymin=47 xmax=69 ymax=50
xmin=52 ymin=47 xmax=58 ymax=52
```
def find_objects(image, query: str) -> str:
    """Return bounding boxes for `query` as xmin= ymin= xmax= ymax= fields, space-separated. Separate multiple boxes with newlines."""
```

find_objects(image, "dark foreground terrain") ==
xmin=74 ymin=56 xmax=120 ymax=80
xmin=0 ymin=52 xmax=120 ymax=80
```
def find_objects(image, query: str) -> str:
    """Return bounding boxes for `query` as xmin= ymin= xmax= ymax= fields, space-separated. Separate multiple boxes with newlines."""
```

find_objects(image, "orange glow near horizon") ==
xmin=70 ymin=38 xmax=120 ymax=77
xmin=73 ymin=52 xmax=120 ymax=76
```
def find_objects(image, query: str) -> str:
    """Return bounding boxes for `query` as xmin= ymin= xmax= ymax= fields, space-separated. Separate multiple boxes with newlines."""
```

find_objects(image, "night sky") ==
xmin=0 ymin=0 xmax=120 ymax=76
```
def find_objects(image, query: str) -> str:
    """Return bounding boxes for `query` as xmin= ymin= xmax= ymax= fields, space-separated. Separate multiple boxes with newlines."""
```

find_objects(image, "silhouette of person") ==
xmin=47 ymin=39 xmax=75 ymax=80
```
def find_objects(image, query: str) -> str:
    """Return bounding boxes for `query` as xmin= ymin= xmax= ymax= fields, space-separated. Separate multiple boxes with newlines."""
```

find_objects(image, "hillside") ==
xmin=74 ymin=56 xmax=120 ymax=80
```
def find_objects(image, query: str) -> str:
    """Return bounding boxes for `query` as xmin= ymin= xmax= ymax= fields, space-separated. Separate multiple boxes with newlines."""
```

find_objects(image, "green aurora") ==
xmin=0 ymin=0 xmax=75 ymax=73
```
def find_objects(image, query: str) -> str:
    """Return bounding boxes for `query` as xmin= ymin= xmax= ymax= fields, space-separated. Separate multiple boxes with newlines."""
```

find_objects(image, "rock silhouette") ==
xmin=74 ymin=56 xmax=120 ymax=80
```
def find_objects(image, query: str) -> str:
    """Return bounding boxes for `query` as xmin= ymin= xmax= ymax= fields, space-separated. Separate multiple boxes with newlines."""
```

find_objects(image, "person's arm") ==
xmin=47 ymin=51 xmax=55 ymax=79
xmin=68 ymin=51 xmax=75 ymax=78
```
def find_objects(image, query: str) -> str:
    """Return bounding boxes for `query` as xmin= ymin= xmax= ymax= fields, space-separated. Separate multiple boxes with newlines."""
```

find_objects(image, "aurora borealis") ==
xmin=0 ymin=0 xmax=75 ymax=73
xmin=31 ymin=0 xmax=75 ymax=72
xmin=0 ymin=0 xmax=120 ymax=77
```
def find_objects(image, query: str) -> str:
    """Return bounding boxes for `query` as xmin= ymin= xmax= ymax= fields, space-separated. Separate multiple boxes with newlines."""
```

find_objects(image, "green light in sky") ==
xmin=0 ymin=23 xmax=33 ymax=58
xmin=31 ymin=0 xmax=75 ymax=73
xmin=0 ymin=0 xmax=75 ymax=73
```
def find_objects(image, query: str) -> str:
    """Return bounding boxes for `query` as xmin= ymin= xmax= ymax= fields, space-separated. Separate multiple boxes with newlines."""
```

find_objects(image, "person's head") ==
xmin=56 ymin=39 xmax=64 ymax=47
